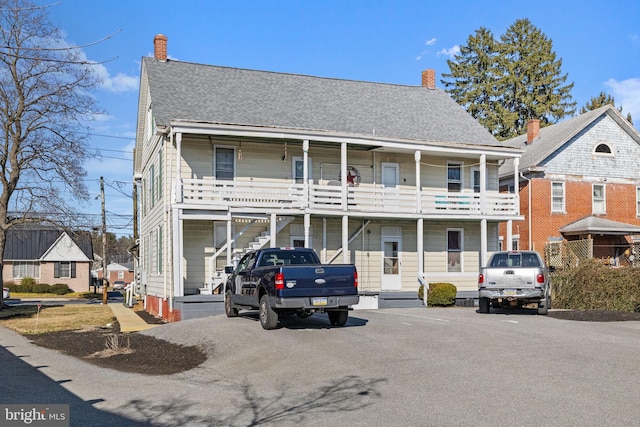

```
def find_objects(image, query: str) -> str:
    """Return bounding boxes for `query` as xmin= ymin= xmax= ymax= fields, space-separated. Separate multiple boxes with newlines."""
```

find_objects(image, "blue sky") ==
xmin=40 ymin=0 xmax=640 ymax=236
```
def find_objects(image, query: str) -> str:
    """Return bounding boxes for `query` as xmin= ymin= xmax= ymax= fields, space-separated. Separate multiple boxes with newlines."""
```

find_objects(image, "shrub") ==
xmin=427 ymin=282 xmax=457 ymax=307
xmin=20 ymin=277 xmax=36 ymax=287
xmin=418 ymin=284 xmax=426 ymax=300
xmin=50 ymin=283 xmax=72 ymax=295
xmin=552 ymin=260 xmax=640 ymax=312
xmin=32 ymin=283 xmax=52 ymax=293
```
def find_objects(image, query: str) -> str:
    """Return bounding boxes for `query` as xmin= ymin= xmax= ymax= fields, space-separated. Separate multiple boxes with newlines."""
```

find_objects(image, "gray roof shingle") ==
xmin=499 ymin=105 xmax=640 ymax=176
xmin=4 ymin=226 xmax=93 ymax=261
xmin=142 ymin=57 xmax=502 ymax=147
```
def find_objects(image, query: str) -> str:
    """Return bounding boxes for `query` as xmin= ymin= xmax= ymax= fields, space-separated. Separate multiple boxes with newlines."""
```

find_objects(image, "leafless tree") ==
xmin=0 ymin=0 xmax=104 ymax=307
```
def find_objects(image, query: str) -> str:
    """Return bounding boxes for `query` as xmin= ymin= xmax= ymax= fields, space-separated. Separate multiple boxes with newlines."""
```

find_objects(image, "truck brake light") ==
xmin=275 ymin=272 xmax=285 ymax=290
xmin=478 ymin=273 xmax=485 ymax=284
xmin=537 ymin=273 xmax=545 ymax=284
xmin=354 ymin=271 xmax=358 ymax=288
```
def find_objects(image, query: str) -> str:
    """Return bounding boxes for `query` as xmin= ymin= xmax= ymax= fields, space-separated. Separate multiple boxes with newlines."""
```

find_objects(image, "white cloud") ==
xmin=437 ymin=45 xmax=460 ymax=59
xmin=604 ymin=77 xmax=640 ymax=123
xmin=416 ymin=37 xmax=437 ymax=60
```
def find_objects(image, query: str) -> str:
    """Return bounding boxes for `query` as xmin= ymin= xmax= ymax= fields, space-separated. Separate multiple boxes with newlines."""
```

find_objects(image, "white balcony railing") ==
xmin=179 ymin=178 xmax=518 ymax=216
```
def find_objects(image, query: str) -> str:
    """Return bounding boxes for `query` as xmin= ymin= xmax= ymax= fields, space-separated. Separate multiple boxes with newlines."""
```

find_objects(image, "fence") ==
xmin=545 ymin=239 xmax=640 ymax=270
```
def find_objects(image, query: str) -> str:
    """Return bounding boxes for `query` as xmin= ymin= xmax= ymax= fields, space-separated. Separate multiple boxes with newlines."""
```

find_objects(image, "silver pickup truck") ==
xmin=478 ymin=250 xmax=552 ymax=315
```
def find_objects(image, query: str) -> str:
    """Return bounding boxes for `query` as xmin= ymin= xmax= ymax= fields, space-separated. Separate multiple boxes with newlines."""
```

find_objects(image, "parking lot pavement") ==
xmin=4 ymin=306 xmax=640 ymax=426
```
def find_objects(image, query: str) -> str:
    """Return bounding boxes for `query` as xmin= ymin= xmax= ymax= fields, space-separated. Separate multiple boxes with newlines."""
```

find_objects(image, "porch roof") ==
xmin=559 ymin=216 xmax=640 ymax=236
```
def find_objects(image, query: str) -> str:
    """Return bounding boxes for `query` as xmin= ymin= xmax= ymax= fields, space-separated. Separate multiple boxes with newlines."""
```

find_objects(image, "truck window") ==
xmin=522 ymin=254 xmax=540 ymax=267
xmin=490 ymin=254 xmax=508 ymax=267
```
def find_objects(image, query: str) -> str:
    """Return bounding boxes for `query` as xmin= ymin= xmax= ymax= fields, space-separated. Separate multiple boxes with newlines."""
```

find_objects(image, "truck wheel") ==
xmin=328 ymin=310 xmax=348 ymax=326
xmin=537 ymin=295 xmax=550 ymax=315
xmin=225 ymin=290 xmax=238 ymax=318
xmin=259 ymin=294 xmax=278 ymax=330
xmin=478 ymin=297 xmax=490 ymax=314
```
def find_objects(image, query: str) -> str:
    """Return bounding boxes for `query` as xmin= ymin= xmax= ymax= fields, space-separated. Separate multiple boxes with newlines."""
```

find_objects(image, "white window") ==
xmin=292 ymin=156 xmax=312 ymax=184
xmin=55 ymin=261 xmax=74 ymax=279
xmin=447 ymin=162 xmax=462 ymax=192
xmin=552 ymin=182 xmax=565 ymax=212
xmin=214 ymin=147 xmax=235 ymax=180
xmin=118 ymin=271 xmax=124 ymax=279
xmin=13 ymin=261 xmax=40 ymax=279
xmin=593 ymin=184 xmax=606 ymax=214
xmin=446 ymin=228 xmax=463 ymax=272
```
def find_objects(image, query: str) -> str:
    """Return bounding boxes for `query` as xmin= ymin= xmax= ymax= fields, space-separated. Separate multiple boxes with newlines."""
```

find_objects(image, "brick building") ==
xmin=498 ymin=105 xmax=640 ymax=261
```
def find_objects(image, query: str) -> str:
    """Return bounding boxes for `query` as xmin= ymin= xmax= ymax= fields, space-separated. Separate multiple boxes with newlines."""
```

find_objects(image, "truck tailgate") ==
xmin=277 ymin=265 xmax=357 ymax=297
xmin=484 ymin=267 xmax=539 ymax=288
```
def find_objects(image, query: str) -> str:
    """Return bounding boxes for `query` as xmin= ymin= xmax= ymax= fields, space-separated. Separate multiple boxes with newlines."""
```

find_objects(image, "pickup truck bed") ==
xmin=224 ymin=247 xmax=359 ymax=329
xmin=478 ymin=251 xmax=552 ymax=315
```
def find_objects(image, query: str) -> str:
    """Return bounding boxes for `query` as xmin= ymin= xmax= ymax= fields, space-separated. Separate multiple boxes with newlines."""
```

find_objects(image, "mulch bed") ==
xmin=27 ymin=312 xmax=207 ymax=375
xmin=547 ymin=310 xmax=640 ymax=322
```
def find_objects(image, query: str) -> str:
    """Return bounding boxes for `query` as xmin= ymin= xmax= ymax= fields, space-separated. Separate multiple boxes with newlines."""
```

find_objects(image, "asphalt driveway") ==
xmin=3 ymin=307 xmax=640 ymax=426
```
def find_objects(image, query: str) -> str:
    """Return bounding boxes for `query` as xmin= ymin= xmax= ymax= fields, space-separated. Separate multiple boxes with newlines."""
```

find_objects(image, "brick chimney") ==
xmin=154 ymin=34 xmax=168 ymax=61
xmin=526 ymin=119 xmax=540 ymax=144
xmin=421 ymin=69 xmax=436 ymax=89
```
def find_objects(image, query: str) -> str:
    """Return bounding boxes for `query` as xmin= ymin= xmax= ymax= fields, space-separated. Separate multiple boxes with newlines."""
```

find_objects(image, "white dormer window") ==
xmin=593 ymin=142 xmax=613 ymax=156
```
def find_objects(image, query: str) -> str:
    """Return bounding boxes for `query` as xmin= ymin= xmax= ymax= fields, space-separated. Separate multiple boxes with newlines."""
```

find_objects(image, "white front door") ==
xmin=381 ymin=227 xmax=402 ymax=290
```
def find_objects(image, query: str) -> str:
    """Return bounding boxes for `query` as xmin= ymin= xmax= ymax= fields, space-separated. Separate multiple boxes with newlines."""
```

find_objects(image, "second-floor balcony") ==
xmin=176 ymin=178 xmax=518 ymax=218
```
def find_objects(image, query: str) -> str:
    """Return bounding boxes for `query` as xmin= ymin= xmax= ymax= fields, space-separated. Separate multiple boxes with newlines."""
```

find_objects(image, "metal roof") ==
xmin=4 ymin=226 xmax=93 ymax=261
xmin=559 ymin=216 xmax=640 ymax=236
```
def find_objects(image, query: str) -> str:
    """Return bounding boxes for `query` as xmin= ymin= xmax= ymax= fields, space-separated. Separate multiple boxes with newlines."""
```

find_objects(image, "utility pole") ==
xmin=101 ymin=177 xmax=108 ymax=305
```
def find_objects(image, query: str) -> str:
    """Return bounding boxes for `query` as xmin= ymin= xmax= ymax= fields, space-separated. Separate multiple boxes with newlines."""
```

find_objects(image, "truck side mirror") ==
xmin=224 ymin=265 xmax=235 ymax=274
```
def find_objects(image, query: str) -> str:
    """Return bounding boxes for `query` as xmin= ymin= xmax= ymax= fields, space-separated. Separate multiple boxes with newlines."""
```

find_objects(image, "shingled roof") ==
xmin=499 ymin=105 xmax=640 ymax=177
xmin=141 ymin=57 xmax=502 ymax=147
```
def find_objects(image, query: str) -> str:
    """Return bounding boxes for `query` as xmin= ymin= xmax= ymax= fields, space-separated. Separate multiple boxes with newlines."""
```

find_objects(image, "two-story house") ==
xmin=134 ymin=34 xmax=524 ymax=321
xmin=499 ymin=105 xmax=640 ymax=266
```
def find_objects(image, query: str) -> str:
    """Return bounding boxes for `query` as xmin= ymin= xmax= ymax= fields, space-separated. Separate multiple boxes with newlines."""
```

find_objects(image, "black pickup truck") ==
xmin=224 ymin=247 xmax=359 ymax=329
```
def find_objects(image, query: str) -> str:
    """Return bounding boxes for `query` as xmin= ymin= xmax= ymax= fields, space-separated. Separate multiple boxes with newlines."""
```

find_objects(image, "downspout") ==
xmin=520 ymin=171 xmax=532 ymax=250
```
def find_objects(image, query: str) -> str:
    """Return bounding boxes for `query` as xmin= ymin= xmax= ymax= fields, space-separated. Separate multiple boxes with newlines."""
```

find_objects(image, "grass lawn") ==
xmin=0 ymin=304 xmax=115 ymax=334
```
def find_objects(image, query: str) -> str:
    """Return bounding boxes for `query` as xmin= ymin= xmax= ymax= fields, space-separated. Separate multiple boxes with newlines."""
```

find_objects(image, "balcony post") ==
xmin=175 ymin=132 xmax=183 ymax=203
xmin=480 ymin=154 xmax=486 ymax=214
xmin=513 ymin=157 xmax=520 ymax=215
xmin=342 ymin=215 xmax=349 ymax=263
xmin=303 ymin=139 xmax=309 ymax=208
xmin=341 ymin=142 xmax=347 ymax=210
xmin=415 ymin=151 xmax=422 ymax=213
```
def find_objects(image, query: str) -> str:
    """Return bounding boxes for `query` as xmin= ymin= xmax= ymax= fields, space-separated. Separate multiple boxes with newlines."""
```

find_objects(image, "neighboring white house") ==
xmin=134 ymin=34 xmax=524 ymax=321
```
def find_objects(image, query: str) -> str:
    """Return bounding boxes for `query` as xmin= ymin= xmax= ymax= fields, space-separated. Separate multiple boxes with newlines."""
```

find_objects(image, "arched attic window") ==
xmin=593 ymin=142 xmax=613 ymax=156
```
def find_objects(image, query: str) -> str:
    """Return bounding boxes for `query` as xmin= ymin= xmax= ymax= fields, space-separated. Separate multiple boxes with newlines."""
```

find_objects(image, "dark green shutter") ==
xmin=71 ymin=262 xmax=76 ymax=278
xmin=54 ymin=262 xmax=60 ymax=278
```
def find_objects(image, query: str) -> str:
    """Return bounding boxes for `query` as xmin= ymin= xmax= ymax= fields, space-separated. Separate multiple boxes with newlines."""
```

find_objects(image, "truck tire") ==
xmin=328 ymin=309 xmax=348 ymax=326
xmin=259 ymin=294 xmax=278 ymax=330
xmin=537 ymin=295 xmax=550 ymax=315
xmin=478 ymin=297 xmax=490 ymax=314
xmin=225 ymin=290 xmax=238 ymax=318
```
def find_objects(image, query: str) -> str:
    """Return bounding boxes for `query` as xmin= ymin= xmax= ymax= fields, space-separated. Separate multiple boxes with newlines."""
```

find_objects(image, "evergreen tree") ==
xmin=443 ymin=19 xmax=576 ymax=140
xmin=441 ymin=27 xmax=500 ymax=132
xmin=581 ymin=92 xmax=633 ymax=125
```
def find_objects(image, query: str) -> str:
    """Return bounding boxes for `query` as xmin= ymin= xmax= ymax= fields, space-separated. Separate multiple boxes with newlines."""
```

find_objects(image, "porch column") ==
xmin=417 ymin=218 xmax=424 ymax=274
xmin=304 ymin=213 xmax=310 ymax=247
xmin=342 ymin=215 xmax=349 ymax=263
xmin=415 ymin=151 xmax=422 ymax=213
xmin=322 ymin=218 xmax=327 ymax=263
xmin=303 ymin=140 xmax=309 ymax=208
xmin=227 ymin=218 xmax=232 ymax=266
xmin=270 ymin=213 xmax=277 ymax=247
xmin=480 ymin=218 xmax=487 ymax=269
xmin=480 ymin=154 xmax=486 ymax=213
xmin=341 ymin=142 xmax=347 ymax=210
xmin=506 ymin=219 xmax=513 ymax=251
xmin=175 ymin=132 xmax=182 ymax=203
xmin=172 ymin=207 xmax=183 ymax=302
xmin=513 ymin=157 xmax=520 ymax=214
